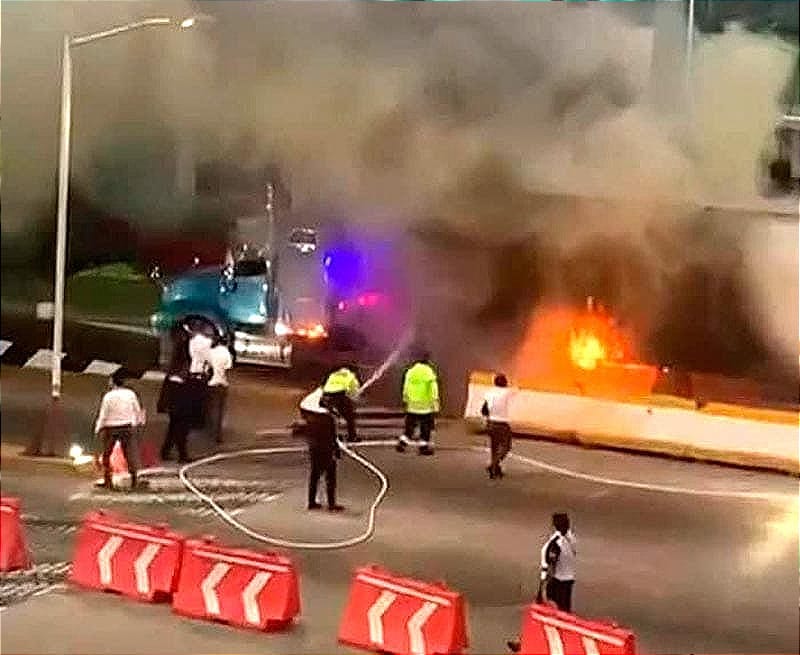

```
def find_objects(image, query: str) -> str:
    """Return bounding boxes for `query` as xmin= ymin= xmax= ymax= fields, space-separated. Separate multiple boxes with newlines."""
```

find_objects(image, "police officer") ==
xmin=299 ymin=387 xmax=345 ymax=512
xmin=322 ymin=364 xmax=361 ymax=442
xmin=481 ymin=373 xmax=514 ymax=479
xmin=396 ymin=351 xmax=439 ymax=456
xmin=506 ymin=513 xmax=577 ymax=653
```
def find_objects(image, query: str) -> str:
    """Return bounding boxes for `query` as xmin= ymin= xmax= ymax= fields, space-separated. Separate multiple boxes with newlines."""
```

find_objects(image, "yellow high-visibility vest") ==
xmin=323 ymin=368 xmax=360 ymax=396
xmin=403 ymin=362 xmax=440 ymax=414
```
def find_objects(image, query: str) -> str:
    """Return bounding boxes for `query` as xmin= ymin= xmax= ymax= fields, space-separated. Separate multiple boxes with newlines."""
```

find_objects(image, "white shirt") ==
xmin=95 ymin=387 xmax=144 ymax=434
xmin=484 ymin=387 xmax=514 ymax=423
xmin=540 ymin=530 xmax=577 ymax=582
xmin=189 ymin=333 xmax=213 ymax=374
xmin=300 ymin=387 xmax=327 ymax=414
xmin=208 ymin=344 xmax=233 ymax=387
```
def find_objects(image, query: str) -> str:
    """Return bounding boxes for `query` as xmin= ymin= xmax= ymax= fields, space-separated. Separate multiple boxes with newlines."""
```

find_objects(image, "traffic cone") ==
xmin=109 ymin=441 xmax=128 ymax=475
xmin=139 ymin=439 xmax=159 ymax=469
xmin=0 ymin=497 xmax=32 ymax=572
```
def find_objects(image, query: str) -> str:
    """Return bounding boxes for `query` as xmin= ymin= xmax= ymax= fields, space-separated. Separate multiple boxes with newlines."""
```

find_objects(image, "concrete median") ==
xmin=465 ymin=373 xmax=799 ymax=475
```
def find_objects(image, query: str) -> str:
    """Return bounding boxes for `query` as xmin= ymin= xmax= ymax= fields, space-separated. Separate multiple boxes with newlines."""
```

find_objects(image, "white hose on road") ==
xmin=178 ymin=330 xmax=415 ymax=550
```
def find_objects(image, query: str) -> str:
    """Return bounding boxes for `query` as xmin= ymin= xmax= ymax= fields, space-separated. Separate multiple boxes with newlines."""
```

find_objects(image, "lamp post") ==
xmin=30 ymin=15 xmax=201 ymax=456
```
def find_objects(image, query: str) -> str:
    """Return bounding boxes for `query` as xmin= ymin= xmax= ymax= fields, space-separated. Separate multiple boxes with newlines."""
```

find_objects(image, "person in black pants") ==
xmin=300 ymin=387 xmax=344 ymax=512
xmin=157 ymin=334 xmax=195 ymax=463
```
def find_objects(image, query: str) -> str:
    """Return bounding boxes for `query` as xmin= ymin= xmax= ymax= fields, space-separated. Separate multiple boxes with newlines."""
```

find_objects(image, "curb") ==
xmin=1 ymin=443 xmax=76 ymax=469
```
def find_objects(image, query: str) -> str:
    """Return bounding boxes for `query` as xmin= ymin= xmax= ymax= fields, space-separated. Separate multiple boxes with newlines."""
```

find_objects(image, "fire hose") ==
xmin=177 ymin=328 xmax=415 ymax=550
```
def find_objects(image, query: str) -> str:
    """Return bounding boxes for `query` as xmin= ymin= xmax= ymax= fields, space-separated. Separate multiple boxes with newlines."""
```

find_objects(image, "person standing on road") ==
xmin=396 ymin=351 xmax=439 ymax=456
xmin=507 ymin=512 xmax=577 ymax=653
xmin=94 ymin=370 xmax=146 ymax=490
xmin=322 ymin=364 xmax=361 ymax=443
xmin=537 ymin=513 xmax=577 ymax=613
xmin=206 ymin=334 xmax=233 ymax=444
xmin=299 ymin=387 xmax=345 ymax=512
xmin=481 ymin=373 xmax=515 ymax=479
xmin=157 ymin=340 xmax=194 ymax=464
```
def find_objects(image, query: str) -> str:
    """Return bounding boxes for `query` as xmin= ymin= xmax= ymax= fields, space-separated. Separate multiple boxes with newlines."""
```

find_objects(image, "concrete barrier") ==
xmin=465 ymin=376 xmax=798 ymax=475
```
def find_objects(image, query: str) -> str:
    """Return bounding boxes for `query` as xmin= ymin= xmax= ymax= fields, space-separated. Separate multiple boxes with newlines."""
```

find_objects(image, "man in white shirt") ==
xmin=95 ymin=370 xmax=145 ymax=490
xmin=188 ymin=330 xmax=213 ymax=376
xmin=481 ymin=373 xmax=515 ymax=479
xmin=207 ymin=334 xmax=233 ymax=444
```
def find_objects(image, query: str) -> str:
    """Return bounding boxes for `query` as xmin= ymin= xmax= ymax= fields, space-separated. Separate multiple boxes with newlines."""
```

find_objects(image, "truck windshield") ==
xmin=234 ymin=259 xmax=268 ymax=277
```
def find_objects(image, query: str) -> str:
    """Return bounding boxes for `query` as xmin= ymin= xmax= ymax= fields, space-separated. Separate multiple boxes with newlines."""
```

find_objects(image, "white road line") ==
xmin=0 ymin=340 xmax=12 ymax=356
xmin=23 ymin=349 xmax=64 ymax=370
xmin=83 ymin=360 xmax=122 ymax=376
xmin=140 ymin=370 xmax=166 ymax=382
xmin=483 ymin=448 xmax=795 ymax=501
xmin=77 ymin=320 xmax=154 ymax=337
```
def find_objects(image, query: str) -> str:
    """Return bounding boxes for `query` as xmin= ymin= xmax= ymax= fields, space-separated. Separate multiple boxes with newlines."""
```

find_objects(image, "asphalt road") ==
xmin=1 ymin=369 xmax=797 ymax=654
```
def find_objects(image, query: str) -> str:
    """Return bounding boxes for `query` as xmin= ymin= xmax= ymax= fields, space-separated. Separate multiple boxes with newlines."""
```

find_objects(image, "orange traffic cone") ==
xmin=109 ymin=441 xmax=129 ymax=475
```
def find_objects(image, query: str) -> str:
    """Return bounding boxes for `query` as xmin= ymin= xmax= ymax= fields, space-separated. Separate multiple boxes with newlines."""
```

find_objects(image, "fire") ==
xmin=569 ymin=329 xmax=607 ymax=370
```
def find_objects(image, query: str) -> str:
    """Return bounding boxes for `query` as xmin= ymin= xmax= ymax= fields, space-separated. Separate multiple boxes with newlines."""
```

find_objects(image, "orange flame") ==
xmin=569 ymin=329 xmax=607 ymax=370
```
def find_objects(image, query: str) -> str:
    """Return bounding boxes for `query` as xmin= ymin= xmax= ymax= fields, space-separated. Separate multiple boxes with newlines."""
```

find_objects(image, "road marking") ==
xmin=23 ymin=349 xmax=64 ymax=370
xmin=77 ymin=320 xmax=154 ymax=337
xmin=0 ymin=340 xmax=12 ymax=356
xmin=83 ymin=360 xmax=122 ymax=376
xmin=491 ymin=448 xmax=794 ymax=501
xmin=242 ymin=571 xmax=272 ymax=625
xmin=140 ymin=370 xmax=166 ymax=382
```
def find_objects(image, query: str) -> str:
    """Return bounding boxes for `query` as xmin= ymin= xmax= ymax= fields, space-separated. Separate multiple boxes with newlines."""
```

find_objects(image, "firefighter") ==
xmin=322 ymin=364 xmax=361 ymax=442
xmin=300 ymin=387 xmax=344 ymax=512
xmin=481 ymin=373 xmax=514 ymax=479
xmin=396 ymin=351 xmax=439 ymax=456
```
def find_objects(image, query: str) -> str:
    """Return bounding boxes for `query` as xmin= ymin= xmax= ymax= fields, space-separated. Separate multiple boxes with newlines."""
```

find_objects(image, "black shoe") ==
xmin=307 ymin=502 xmax=322 ymax=510
xmin=395 ymin=441 xmax=407 ymax=453
xmin=328 ymin=504 xmax=345 ymax=512
xmin=507 ymin=640 xmax=521 ymax=653
xmin=418 ymin=446 xmax=434 ymax=456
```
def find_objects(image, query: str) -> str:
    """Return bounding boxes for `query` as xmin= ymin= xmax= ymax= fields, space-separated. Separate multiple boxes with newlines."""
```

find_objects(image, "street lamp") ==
xmin=32 ymin=15 xmax=203 ymax=456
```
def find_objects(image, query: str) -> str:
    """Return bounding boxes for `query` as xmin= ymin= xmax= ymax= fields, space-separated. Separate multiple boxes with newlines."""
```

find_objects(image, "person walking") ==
xmin=206 ymin=334 xmax=233 ymax=444
xmin=322 ymin=364 xmax=361 ymax=442
xmin=299 ymin=386 xmax=345 ymax=512
xmin=481 ymin=373 xmax=514 ymax=479
xmin=94 ymin=370 xmax=146 ymax=491
xmin=396 ymin=351 xmax=440 ymax=456
xmin=507 ymin=513 xmax=577 ymax=653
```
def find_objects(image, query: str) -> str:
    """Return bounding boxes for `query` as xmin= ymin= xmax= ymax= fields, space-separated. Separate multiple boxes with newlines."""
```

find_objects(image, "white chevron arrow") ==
xmin=367 ymin=590 xmax=397 ymax=645
xmin=544 ymin=625 xmax=565 ymax=655
xmin=134 ymin=543 xmax=161 ymax=595
xmin=242 ymin=571 xmax=272 ymax=625
xmin=581 ymin=636 xmax=600 ymax=655
xmin=201 ymin=563 xmax=231 ymax=615
xmin=97 ymin=535 xmax=123 ymax=585
xmin=407 ymin=601 xmax=438 ymax=655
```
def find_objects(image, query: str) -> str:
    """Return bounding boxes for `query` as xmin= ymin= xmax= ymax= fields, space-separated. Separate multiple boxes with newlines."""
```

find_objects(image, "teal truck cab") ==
xmin=150 ymin=229 xmax=327 ymax=369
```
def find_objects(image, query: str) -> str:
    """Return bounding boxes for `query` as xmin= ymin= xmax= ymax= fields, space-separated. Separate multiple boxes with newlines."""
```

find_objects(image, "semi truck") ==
xmin=148 ymin=184 xmax=407 ymax=369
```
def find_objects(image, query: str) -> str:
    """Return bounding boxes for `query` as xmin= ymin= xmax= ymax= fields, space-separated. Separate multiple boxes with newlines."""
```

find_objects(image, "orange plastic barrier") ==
xmin=70 ymin=511 xmax=184 ymax=602
xmin=172 ymin=538 xmax=300 ymax=631
xmin=520 ymin=603 xmax=636 ymax=654
xmin=339 ymin=565 xmax=469 ymax=655
xmin=0 ymin=497 xmax=31 ymax=572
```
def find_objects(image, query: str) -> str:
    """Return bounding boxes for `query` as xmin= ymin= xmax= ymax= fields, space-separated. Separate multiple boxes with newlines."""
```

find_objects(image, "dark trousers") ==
xmin=323 ymin=392 xmax=357 ymax=441
xmin=100 ymin=426 xmax=138 ymax=487
xmin=161 ymin=414 xmax=190 ymax=462
xmin=547 ymin=578 xmax=574 ymax=613
xmin=404 ymin=412 xmax=434 ymax=443
xmin=206 ymin=385 xmax=228 ymax=443
xmin=489 ymin=421 xmax=512 ymax=469
xmin=308 ymin=449 xmax=337 ymax=508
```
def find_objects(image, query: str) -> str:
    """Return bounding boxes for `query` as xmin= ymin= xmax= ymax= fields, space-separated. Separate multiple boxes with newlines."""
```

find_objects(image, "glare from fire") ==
xmin=569 ymin=329 xmax=607 ymax=370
